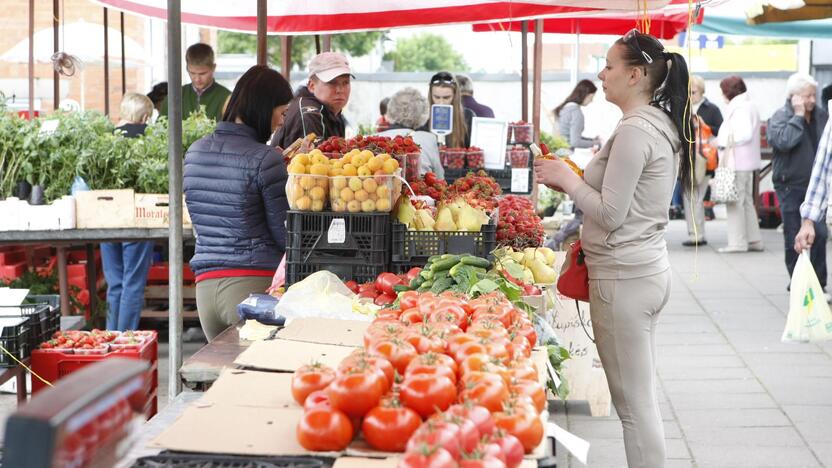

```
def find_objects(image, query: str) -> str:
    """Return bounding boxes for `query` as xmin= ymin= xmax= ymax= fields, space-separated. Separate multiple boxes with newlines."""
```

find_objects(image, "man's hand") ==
xmin=791 ymin=94 xmax=807 ymax=117
xmin=794 ymin=218 xmax=815 ymax=253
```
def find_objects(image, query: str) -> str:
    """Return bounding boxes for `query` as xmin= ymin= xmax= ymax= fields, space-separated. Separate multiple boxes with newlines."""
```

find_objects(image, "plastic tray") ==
xmin=329 ymin=172 xmax=402 ymax=213
xmin=390 ymin=219 xmax=497 ymax=267
xmin=286 ymin=174 xmax=329 ymax=212
xmin=131 ymin=453 xmax=327 ymax=468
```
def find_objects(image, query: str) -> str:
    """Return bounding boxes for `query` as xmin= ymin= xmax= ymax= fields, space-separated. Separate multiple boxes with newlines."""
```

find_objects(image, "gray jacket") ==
xmin=768 ymin=100 xmax=829 ymax=188
xmin=558 ymin=103 xmax=596 ymax=149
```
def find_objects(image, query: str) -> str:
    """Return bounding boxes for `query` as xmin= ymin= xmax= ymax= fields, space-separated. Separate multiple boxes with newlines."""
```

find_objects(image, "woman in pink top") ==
xmin=716 ymin=76 xmax=764 ymax=253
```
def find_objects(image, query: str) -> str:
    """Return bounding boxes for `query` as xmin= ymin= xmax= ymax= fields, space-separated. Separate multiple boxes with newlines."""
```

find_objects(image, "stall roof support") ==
xmin=103 ymin=7 xmax=110 ymax=116
xmin=257 ymin=0 xmax=267 ymax=66
xmin=121 ymin=12 xmax=126 ymax=95
xmin=28 ymin=0 xmax=34 ymax=119
xmin=532 ymin=19 xmax=543 ymax=142
xmin=521 ymin=21 xmax=529 ymax=122
xmin=281 ymin=36 xmax=292 ymax=80
xmin=53 ymin=0 xmax=60 ymax=110
xmin=167 ymin=0 xmax=184 ymax=402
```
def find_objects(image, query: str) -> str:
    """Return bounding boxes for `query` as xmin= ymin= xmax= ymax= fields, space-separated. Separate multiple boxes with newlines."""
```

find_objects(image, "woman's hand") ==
xmin=534 ymin=157 xmax=582 ymax=193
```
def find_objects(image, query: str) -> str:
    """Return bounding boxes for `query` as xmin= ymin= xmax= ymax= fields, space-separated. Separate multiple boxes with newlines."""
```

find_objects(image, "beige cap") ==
xmin=308 ymin=52 xmax=353 ymax=82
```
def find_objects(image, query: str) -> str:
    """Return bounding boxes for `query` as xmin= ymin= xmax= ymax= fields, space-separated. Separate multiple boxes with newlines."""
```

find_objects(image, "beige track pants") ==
xmin=196 ymin=276 xmax=272 ymax=340
xmin=589 ymin=269 xmax=672 ymax=468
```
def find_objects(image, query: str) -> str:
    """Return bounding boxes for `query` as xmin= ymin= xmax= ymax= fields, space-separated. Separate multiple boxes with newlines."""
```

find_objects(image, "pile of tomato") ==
xmin=496 ymin=196 xmax=545 ymax=250
xmin=346 ymin=269 xmax=422 ymax=306
xmin=292 ymin=291 xmax=546 ymax=466
xmin=317 ymin=135 xmax=421 ymax=156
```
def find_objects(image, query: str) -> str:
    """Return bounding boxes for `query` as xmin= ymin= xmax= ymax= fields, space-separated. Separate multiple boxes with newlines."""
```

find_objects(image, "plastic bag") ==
xmin=236 ymin=294 xmax=285 ymax=326
xmin=275 ymin=271 xmax=370 ymax=323
xmin=782 ymin=251 xmax=832 ymax=343
xmin=266 ymin=254 xmax=287 ymax=295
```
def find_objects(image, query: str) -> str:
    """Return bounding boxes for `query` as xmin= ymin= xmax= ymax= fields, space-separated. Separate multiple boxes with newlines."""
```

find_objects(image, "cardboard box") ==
xmin=75 ymin=189 xmax=135 ymax=229
xmin=276 ymin=318 xmax=369 ymax=347
xmin=234 ymin=338 xmax=358 ymax=372
xmin=134 ymin=193 xmax=192 ymax=228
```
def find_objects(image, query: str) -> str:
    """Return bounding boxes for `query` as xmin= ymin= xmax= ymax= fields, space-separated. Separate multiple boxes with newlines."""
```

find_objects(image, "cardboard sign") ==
xmin=470 ymin=117 xmax=509 ymax=170
xmin=201 ymin=369 xmax=298 ymax=409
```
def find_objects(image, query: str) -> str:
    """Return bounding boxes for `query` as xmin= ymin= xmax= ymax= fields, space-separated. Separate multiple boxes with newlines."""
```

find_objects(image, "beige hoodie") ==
xmin=570 ymin=105 xmax=681 ymax=280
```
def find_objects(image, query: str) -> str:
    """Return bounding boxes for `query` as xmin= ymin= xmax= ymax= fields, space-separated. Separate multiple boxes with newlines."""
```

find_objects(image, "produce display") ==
xmin=496 ymin=196 xmax=545 ymax=250
xmin=345 ymin=269 xmax=424 ymax=306
xmin=507 ymin=122 xmax=533 ymax=144
xmin=440 ymin=147 xmax=486 ymax=170
xmin=317 ymin=135 xmax=421 ymax=157
xmin=410 ymin=172 xmax=449 ymax=201
xmin=492 ymin=247 xmax=557 ymax=287
xmin=293 ymin=289 xmax=547 ymax=462
xmin=396 ymin=196 xmax=490 ymax=232
xmin=38 ymin=330 xmax=153 ymax=354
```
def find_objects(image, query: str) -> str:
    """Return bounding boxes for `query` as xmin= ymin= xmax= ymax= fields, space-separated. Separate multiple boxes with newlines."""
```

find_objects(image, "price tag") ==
xmin=511 ymin=168 xmax=530 ymax=193
xmin=327 ymin=218 xmax=346 ymax=244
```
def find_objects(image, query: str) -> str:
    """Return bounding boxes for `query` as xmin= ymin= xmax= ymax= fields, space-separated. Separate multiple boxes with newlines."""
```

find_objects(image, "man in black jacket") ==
xmin=273 ymin=52 xmax=352 ymax=149
xmin=768 ymin=73 xmax=829 ymax=290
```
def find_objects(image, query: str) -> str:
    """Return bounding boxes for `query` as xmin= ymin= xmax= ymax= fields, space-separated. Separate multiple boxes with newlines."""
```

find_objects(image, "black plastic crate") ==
xmin=0 ymin=317 xmax=30 ymax=367
xmin=486 ymin=167 xmax=534 ymax=195
xmin=132 ymin=452 xmax=328 ymax=468
xmin=391 ymin=220 xmax=497 ymax=266
xmin=0 ymin=295 xmax=59 ymax=352
xmin=443 ymin=168 xmax=467 ymax=185
xmin=286 ymin=255 xmax=388 ymax=286
xmin=286 ymin=211 xmax=390 ymax=266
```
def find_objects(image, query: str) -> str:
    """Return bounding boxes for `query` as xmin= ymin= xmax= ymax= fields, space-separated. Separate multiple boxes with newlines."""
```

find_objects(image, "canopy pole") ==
xmin=121 ymin=12 xmax=126 ymax=95
xmin=315 ymin=35 xmax=321 ymax=54
xmin=322 ymin=35 xmax=331 ymax=52
xmin=53 ymin=0 xmax=60 ymax=110
xmin=103 ymin=7 xmax=110 ymax=116
xmin=570 ymin=24 xmax=580 ymax=87
xmin=281 ymin=36 xmax=292 ymax=80
xmin=532 ymin=19 xmax=543 ymax=141
xmin=167 ymin=0 xmax=184 ymax=402
xmin=28 ymin=0 xmax=34 ymax=119
xmin=256 ymin=0 xmax=267 ymax=65
xmin=521 ymin=21 xmax=529 ymax=122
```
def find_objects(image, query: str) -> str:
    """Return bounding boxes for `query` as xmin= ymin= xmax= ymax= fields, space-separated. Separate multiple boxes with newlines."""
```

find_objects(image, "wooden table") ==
xmin=0 ymin=228 xmax=194 ymax=319
xmin=179 ymin=324 xmax=251 ymax=390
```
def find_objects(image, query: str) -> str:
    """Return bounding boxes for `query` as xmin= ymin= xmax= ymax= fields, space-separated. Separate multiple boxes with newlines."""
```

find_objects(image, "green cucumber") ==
xmin=430 ymin=277 xmax=454 ymax=293
xmin=393 ymin=284 xmax=411 ymax=293
xmin=460 ymin=256 xmax=492 ymax=269
xmin=431 ymin=256 xmax=460 ymax=272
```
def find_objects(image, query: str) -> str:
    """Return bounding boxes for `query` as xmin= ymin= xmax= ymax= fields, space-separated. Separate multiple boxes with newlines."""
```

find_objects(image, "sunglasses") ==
xmin=623 ymin=28 xmax=655 ymax=65
xmin=430 ymin=72 xmax=457 ymax=86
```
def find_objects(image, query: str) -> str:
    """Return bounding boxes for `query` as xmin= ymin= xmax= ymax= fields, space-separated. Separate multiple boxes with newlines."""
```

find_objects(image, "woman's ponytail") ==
xmin=654 ymin=51 xmax=692 ymax=188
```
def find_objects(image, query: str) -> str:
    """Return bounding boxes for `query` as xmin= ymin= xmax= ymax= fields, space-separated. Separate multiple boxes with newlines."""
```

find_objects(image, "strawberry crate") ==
xmin=390 ymin=219 xmax=497 ymax=269
xmin=31 ymin=331 xmax=158 ymax=395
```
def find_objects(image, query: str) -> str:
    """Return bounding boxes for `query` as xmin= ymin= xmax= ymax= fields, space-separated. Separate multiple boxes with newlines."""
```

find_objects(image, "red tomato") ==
xmin=400 ymin=291 xmax=421 ymax=310
xmin=375 ymin=292 xmax=397 ymax=306
xmin=376 ymin=272 xmax=403 ymax=296
xmin=327 ymin=369 xmax=386 ymax=418
xmin=339 ymin=352 xmax=395 ymax=389
xmin=444 ymin=403 xmax=495 ymax=437
xmin=369 ymin=339 xmax=417 ymax=375
xmin=362 ymin=404 xmax=422 ymax=452
xmin=400 ymin=308 xmax=428 ymax=325
xmin=510 ymin=380 xmax=546 ymax=414
xmin=436 ymin=413 xmax=480 ymax=454
xmin=406 ymin=267 xmax=423 ymax=282
xmin=407 ymin=352 xmax=459 ymax=379
xmin=507 ymin=362 xmax=539 ymax=385
xmin=400 ymin=374 xmax=457 ymax=418
xmin=405 ymin=361 xmax=456 ymax=383
xmin=407 ymin=423 xmax=463 ymax=460
xmin=364 ymin=321 xmax=406 ymax=347
xmin=459 ymin=378 xmax=509 ymax=413
xmin=296 ymin=407 xmax=354 ymax=451
xmin=493 ymin=410 xmax=544 ymax=453
xmin=400 ymin=445 xmax=458 ymax=468
xmin=303 ymin=390 xmax=331 ymax=410
xmin=291 ymin=363 xmax=336 ymax=405
xmin=344 ymin=280 xmax=360 ymax=294
xmin=489 ymin=430 xmax=525 ymax=468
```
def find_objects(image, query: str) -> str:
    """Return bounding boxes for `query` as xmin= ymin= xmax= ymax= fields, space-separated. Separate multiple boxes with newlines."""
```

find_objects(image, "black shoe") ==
xmin=682 ymin=240 xmax=707 ymax=247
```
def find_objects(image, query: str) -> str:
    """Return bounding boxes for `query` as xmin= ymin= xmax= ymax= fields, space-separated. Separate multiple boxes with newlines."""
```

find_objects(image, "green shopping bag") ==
xmin=782 ymin=251 xmax=832 ymax=342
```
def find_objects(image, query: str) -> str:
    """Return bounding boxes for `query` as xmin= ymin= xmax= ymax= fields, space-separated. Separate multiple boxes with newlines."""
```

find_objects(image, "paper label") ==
xmin=511 ymin=168 xmax=530 ymax=193
xmin=327 ymin=218 xmax=346 ymax=244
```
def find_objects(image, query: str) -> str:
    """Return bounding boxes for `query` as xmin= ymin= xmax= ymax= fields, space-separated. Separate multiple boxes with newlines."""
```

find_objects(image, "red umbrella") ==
xmin=472 ymin=4 xmax=703 ymax=39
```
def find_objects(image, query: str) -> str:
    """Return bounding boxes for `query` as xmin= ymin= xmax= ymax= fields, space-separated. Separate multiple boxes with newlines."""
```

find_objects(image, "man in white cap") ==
xmin=273 ymin=52 xmax=353 ymax=148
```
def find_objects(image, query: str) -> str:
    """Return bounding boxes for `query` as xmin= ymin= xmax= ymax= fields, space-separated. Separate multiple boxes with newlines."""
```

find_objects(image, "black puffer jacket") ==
xmin=184 ymin=122 xmax=289 ymax=277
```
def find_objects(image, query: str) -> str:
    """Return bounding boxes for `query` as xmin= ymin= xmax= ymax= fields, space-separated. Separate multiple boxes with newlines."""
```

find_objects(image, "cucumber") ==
xmin=393 ymin=284 xmax=411 ymax=293
xmin=427 ymin=255 xmax=442 ymax=264
xmin=420 ymin=270 xmax=434 ymax=280
xmin=420 ymin=280 xmax=434 ymax=290
xmin=431 ymin=256 xmax=460 ymax=272
xmin=411 ymin=276 xmax=425 ymax=289
xmin=460 ymin=256 xmax=491 ymax=269
xmin=430 ymin=277 xmax=454 ymax=294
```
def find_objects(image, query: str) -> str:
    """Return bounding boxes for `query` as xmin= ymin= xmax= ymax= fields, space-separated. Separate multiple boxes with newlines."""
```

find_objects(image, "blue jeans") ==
xmin=101 ymin=241 xmax=155 ymax=331
xmin=671 ymin=179 xmax=683 ymax=208
xmin=776 ymin=185 xmax=827 ymax=289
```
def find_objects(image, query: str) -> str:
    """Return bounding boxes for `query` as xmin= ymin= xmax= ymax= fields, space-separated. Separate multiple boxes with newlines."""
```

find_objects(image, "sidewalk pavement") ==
xmin=551 ymin=218 xmax=832 ymax=468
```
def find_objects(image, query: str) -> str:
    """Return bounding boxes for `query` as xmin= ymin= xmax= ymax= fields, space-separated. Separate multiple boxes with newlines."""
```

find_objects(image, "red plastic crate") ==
xmin=147 ymin=263 xmax=195 ymax=284
xmin=30 ymin=332 xmax=158 ymax=395
xmin=0 ymin=261 xmax=26 ymax=281
xmin=0 ymin=248 xmax=25 ymax=266
xmin=142 ymin=389 xmax=158 ymax=420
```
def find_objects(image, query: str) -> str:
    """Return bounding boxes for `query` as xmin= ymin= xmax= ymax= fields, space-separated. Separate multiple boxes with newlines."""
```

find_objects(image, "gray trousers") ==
xmin=196 ymin=276 xmax=272 ymax=340
xmin=589 ymin=269 xmax=672 ymax=468
xmin=726 ymin=170 xmax=762 ymax=248
xmin=682 ymin=174 xmax=710 ymax=242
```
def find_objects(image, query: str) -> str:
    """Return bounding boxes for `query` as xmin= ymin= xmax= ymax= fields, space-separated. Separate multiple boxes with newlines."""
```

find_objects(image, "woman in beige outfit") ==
xmin=535 ymin=30 xmax=690 ymax=468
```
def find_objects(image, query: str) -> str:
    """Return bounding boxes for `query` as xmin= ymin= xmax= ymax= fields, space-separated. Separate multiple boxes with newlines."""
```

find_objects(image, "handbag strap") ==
xmin=576 ymin=300 xmax=595 ymax=343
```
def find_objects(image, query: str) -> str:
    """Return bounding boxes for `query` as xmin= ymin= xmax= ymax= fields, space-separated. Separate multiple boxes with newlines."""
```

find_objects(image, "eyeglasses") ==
xmin=430 ymin=72 xmax=457 ymax=87
xmin=623 ymin=28 xmax=654 ymax=65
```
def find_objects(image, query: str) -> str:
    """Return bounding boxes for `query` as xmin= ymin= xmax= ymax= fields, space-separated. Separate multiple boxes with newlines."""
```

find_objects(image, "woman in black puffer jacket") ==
xmin=184 ymin=65 xmax=293 ymax=340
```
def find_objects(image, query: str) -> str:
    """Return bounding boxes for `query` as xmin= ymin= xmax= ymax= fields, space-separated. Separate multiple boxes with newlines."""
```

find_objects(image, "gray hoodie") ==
xmin=558 ymin=102 xmax=597 ymax=149
xmin=569 ymin=105 xmax=681 ymax=280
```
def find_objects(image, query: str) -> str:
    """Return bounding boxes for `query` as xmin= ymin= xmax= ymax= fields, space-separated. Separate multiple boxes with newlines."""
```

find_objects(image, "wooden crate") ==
xmin=75 ymin=189 xmax=135 ymax=229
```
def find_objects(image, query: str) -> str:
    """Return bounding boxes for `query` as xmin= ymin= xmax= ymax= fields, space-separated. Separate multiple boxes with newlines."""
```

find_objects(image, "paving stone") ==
xmin=675 ymin=408 xmax=791 ymax=428
xmin=664 ymin=391 xmax=778 ymax=410
xmin=782 ymin=406 xmax=832 ymax=443
xmin=762 ymin=379 xmax=832 ymax=406
xmin=681 ymin=426 xmax=807 ymax=446
xmin=658 ymin=343 xmax=736 ymax=357
xmin=656 ymin=332 xmax=729 ymax=346
xmin=688 ymin=444 xmax=822 ymax=468
xmin=662 ymin=378 xmax=767 ymax=395
xmin=658 ymin=366 xmax=756 ymax=381
xmin=657 ymin=354 xmax=747 ymax=369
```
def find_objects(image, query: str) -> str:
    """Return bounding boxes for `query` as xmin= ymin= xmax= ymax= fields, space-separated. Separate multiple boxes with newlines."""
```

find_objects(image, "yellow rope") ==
xmin=0 ymin=343 xmax=54 ymax=388
xmin=684 ymin=0 xmax=701 ymax=279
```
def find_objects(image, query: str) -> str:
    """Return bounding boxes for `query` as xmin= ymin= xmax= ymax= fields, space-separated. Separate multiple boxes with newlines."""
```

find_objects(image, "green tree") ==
xmin=383 ymin=33 xmax=467 ymax=72
xmin=217 ymin=31 xmax=384 ymax=69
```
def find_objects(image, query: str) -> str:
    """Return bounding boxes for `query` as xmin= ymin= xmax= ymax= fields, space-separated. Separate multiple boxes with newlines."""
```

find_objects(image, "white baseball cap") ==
xmin=308 ymin=52 xmax=354 ymax=82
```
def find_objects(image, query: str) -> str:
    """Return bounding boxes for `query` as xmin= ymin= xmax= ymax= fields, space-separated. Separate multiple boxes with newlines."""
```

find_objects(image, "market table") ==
xmin=0 ymin=228 xmax=194 ymax=319
xmin=179 ymin=324 xmax=250 ymax=390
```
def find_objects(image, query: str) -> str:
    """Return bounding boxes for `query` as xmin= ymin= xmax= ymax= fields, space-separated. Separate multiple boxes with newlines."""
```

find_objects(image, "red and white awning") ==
xmin=90 ymin=0 xmax=676 ymax=34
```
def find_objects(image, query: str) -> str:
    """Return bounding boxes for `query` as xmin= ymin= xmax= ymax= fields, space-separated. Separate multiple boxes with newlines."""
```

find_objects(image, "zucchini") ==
xmin=460 ymin=256 xmax=491 ymax=269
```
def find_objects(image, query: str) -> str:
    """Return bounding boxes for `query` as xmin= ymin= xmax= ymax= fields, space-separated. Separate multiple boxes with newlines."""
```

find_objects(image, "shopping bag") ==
xmin=709 ymin=146 xmax=738 ymax=203
xmin=782 ymin=251 xmax=832 ymax=343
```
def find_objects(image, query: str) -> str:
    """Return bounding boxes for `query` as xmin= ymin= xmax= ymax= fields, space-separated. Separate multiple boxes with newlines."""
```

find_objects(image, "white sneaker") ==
xmin=718 ymin=246 xmax=748 ymax=253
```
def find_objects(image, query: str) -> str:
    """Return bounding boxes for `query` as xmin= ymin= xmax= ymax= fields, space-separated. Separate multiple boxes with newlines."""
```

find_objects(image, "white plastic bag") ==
xmin=275 ymin=271 xmax=371 ymax=323
xmin=782 ymin=251 xmax=832 ymax=343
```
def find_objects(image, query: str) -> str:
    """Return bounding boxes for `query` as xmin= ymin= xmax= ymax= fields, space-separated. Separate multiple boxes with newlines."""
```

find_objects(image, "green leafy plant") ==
xmin=383 ymin=33 xmax=468 ymax=72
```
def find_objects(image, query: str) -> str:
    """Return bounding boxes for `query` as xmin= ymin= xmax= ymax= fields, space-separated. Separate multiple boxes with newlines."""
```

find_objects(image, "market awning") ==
xmin=747 ymin=0 xmax=832 ymax=24
xmin=693 ymin=13 xmax=832 ymax=37
xmin=471 ymin=9 xmax=703 ymax=39
xmin=89 ymin=0 xmax=677 ymax=34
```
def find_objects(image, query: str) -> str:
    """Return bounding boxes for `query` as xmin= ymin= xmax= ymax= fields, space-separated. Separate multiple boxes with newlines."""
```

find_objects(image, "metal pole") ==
xmin=520 ymin=21 xmax=529 ymax=122
xmin=322 ymin=35 xmax=331 ymax=52
xmin=120 ymin=12 xmax=126 ymax=95
xmin=570 ymin=24 xmax=580 ymax=87
xmin=281 ymin=36 xmax=292 ymax=80
xmin=315 ymin=35 xmax=321 ymax=54
xmin=256 ymin=0 xmax=267 ymax=66
xmin=167 ymin=0 xmax=184 ymax=401
xmin=532 ymin=19 xmax=543 ymax=141
xmin=103 ymin=8 xmax=110 ymax=116
xmin=28 ymin=0 xmax=34 ymax=120
xmin=53 ymin=0 xmax=60 ymax=110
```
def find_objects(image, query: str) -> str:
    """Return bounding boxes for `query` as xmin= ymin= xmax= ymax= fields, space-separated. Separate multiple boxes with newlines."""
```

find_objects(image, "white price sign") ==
xmin=511 ymin=168 xmax=530 ymax=193
xmin=327 ymin=218 xmax=346 ymax=244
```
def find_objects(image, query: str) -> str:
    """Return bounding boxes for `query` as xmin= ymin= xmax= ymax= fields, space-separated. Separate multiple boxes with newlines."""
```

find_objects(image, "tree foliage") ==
xmin=217 ymin=31 xmax=384 ymax=69
xmin=383 ymin=33 xmax=467 ymax=72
